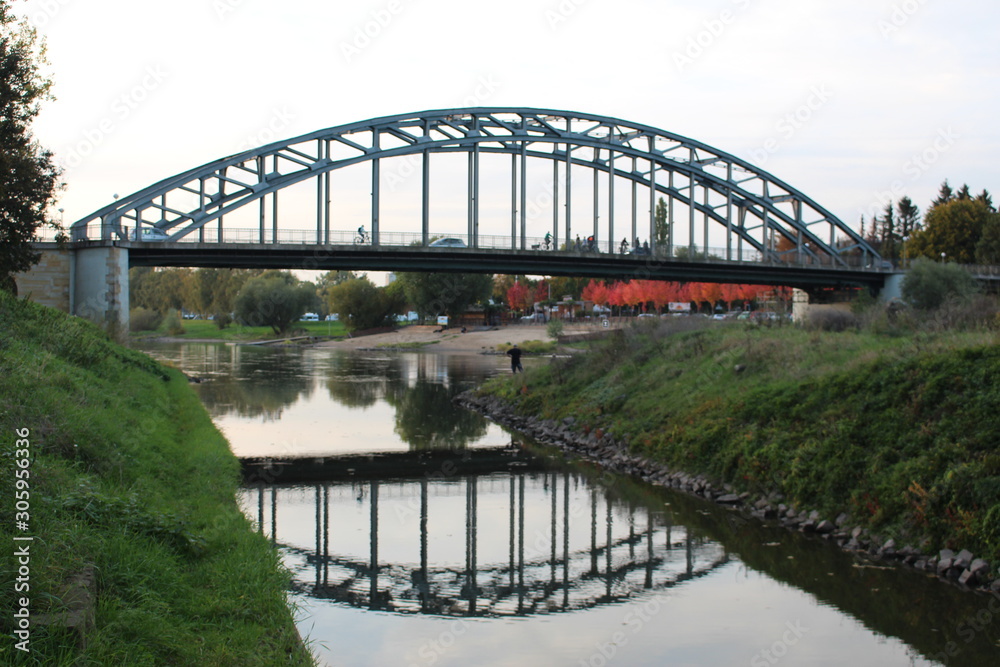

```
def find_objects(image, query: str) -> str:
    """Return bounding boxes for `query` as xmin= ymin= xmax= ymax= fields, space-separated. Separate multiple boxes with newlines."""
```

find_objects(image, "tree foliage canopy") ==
xmin=233 ymin=271 xmax=317 ymax=334
xmin=908 ymin=198 xmax=992 ymax=264
xmin=901 ymin=257 xmax=979 ymax=310
xmin=326 ymin=277 xmax=405 ymax=332
xmin=0 ymin=4 xmax=62 ymax=290
xmin=395 ymin=271 xmax=493 ymax=320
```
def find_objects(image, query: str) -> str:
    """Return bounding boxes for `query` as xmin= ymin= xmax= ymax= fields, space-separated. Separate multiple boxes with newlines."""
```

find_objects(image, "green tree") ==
xmin=395 ymin=271 xmax=493 ymax=320
xmin=901 ymin=257 xmax=978 ymax=310
xmin=896 ymin=196 xmax=920 ymax=238
xmin=930 ymin=180 xmax=954 ymax=209
xmin=975 ymin=212 xmax=1000 ymax=264
xmin=907 ymin=198 xmax=991 ymax=264
xmin=327 ymin=276 xmax=403 ymax=332
xmin=233 ymin=271 xmax=315 ymax=334
xmin=877 ymin=201 xmax=897 ymax=261
xmin=0 ymin=5 xmax=62 ymax=291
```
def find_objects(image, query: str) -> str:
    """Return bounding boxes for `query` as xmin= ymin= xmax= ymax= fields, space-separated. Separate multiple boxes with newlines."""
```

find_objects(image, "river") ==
xmin=140 ymin=341 xmax=999 ymax=666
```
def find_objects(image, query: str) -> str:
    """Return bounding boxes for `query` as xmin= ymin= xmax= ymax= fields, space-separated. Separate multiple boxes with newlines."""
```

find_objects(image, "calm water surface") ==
xmin=141 ymin=342 xmax=999 ymax=667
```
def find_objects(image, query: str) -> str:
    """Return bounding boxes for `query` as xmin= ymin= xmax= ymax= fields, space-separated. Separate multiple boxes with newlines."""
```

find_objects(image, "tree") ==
xmin=896 ymin=196 xmax=920 ymax=238
xmin=907 ymin=198 xmax=991 ymax=264
xmin=975 ymin=212 xmax=1000 ymax=265
xmin=975 ymin=189 xmax=995 ymax=213
xmin=233 ymin=271 xmax=316 ymax=334
xmin=930 ymin=181 xmax=954 ymax=210
xmin=505 ymin=280 xmax=531 ymax=314
xmin=0 ymin=5 xmax=62 ymax=291
xmin=327 ymin=277 xmax=403 ymax=332
xmin=877 ymin=201 xmax=897 ymax=261
xmin=901 ymin=257 xmax=978 ymax=310
xmin=395 ymin=271 xmax=492 ymax=320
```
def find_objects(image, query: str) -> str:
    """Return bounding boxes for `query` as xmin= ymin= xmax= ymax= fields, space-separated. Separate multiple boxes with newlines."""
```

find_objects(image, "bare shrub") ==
xmin=130 ymin=308 xmax=162 ymax=332
xmin=805 ymin=309 xmax=858 ymax=332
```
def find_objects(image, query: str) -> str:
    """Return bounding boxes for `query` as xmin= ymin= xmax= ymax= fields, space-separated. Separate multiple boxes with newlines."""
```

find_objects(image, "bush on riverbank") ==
xmin=477 ymin=320 xmax=1000 ymax=565
xmin=0 ymin=292 xmax=311 ymax=665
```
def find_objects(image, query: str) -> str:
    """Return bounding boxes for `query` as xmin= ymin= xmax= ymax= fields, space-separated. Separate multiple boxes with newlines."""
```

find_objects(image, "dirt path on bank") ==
xmin=314 ymin=323 xmax=610 ymax=353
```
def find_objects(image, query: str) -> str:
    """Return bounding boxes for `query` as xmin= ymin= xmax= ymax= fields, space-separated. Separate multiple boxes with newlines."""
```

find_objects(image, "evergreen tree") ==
xmin=930 ymin=180 xmax=954 ymax=209
xmin=653 ymin=196 xmax=669 ymax=251
xmin=878 ymin=201 xmax=897 ymax=260
xmin=0 ymin=4 xmax=62 ymax=291
xmin=896 ymin=196 xmax=920 ymax=237
xmin=956 ymin=184 xmax=972 ymax=201
xmin=975 ymin=189 xmax=995 ymax=213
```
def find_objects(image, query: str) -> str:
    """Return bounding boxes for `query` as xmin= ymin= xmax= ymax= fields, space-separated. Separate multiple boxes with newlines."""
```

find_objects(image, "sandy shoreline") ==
xmin=315 ymin=323 xmax=606 ymax=353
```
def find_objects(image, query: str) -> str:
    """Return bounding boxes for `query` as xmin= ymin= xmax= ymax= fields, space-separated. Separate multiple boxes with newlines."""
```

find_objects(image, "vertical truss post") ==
xmin=473 ymin=143 xmax=480 ymax=248
xmin=667 ymin=170 xmax=675 ymax=258
xmin=688 ymin=149 xmax=696 ymax=256
xmin=272 ymin=155 xmax=279 ymax=244
xmin=257 ymin=158 xmax=266 ymax=242
xmin=371 ymin=133 xmax=380 ymax=246
xmin=738 ymin=205 xmax=746 ymax=261
xmin=467 ymin=149 xmax=474 ymax=246
xmin=702 ymin=186 xmax=709 ymax=259
xmin=631 ymin=156 xmax=637 ymax=252
xmin=510 ymin=153 xmax=517 ymax=250
xmin=552 ymin=156 xmax=559 ymax=250
xmin=726 ymin=164 xmax=733 ymax=261
xmin=324 ymin=141 xmax=331 ymax=244
xmin=316 ymin=140 xmax=323 ymax=244
xmin=519 ymin=140 xmax=527 ymax=250
xmin=564 ymin=144 xmax=572 ymax=245
xmin=648 ymin=150 xmax=656 ymax=253
xmin=608 ymin=150 xmax=615 ymax=254
xmin=423 ymin=149 xmax=431 ymax=246
xmin=592 ymin=148 xmax=599 ymax=245
xmin=198 ymin=178 xmax=206 ymax=243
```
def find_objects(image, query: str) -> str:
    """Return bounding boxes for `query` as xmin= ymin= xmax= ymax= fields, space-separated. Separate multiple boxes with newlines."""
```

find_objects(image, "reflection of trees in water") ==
xmin=197 ymin=347 xmax=314 ymax=421
xmin=386 ymin=376 xmax=488 ymax=450
xmin=323 ymin=354 xmax=401 ymax=408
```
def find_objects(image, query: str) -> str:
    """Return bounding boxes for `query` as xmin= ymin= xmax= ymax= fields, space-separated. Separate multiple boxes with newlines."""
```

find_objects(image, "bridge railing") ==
xmin=38 ymin=224 xmax=1000 ymax=276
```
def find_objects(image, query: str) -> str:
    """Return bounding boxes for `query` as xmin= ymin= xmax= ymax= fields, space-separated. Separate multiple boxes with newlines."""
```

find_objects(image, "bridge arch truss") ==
xmin=71 ymin=107 xmax=880 ymax=267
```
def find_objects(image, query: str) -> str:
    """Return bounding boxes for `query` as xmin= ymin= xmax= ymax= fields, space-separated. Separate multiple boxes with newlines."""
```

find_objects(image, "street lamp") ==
xmin=941 ymin=252 xmax=946 ymax=263
xmin=901 ymin=235 xmax=908 ymax=268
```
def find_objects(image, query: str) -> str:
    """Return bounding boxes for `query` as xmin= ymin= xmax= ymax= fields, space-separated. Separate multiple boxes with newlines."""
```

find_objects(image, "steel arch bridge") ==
xmin=70 ymin=107 xmax=882 ymax=278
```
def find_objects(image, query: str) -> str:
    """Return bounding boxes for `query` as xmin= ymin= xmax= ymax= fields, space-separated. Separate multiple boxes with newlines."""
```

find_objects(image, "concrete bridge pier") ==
xmin=73 ymin=246 xmax=130 ymax=332
xmin=14 ymin=244 xmax=129 ymax=334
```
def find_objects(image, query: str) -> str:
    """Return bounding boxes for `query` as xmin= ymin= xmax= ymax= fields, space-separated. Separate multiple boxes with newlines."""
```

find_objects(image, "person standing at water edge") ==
xmin=506 ymin=344 xmax=523 ymax=374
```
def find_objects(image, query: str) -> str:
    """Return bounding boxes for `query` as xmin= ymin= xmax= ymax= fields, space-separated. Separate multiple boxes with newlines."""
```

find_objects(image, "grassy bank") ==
xmin=476 ymin=320 xmax=1000 ymax=566
xmin=0 ymin=293 xmax=312 ymax=665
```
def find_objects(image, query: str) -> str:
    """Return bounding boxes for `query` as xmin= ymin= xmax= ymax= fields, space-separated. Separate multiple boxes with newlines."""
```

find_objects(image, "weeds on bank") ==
xmin=479 ymin=304 xmax=1000 ymax=564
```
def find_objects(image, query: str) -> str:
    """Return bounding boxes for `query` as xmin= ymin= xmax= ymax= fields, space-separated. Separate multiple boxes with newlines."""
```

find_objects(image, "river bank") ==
xmin=0 ymin=293 xmax=312 ymax=665
xmin=458 ymin=320 xmax=1000 ymax=596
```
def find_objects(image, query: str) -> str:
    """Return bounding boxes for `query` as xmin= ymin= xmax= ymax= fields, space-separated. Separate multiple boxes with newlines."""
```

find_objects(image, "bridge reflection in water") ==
xmin=241 ymin=449 xmax=728 ymax=618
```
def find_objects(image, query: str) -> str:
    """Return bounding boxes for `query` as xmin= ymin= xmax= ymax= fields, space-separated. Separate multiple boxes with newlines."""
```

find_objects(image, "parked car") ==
xmin=129 ymin=227 xmax=170 ymax=241
xmin=428 ymin=237 xmax=467 ymax=248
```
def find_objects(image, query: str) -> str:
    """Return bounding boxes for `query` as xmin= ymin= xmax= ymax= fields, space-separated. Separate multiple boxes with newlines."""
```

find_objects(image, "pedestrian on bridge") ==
xmin=620 ymin=238 xmax=629 ymax=254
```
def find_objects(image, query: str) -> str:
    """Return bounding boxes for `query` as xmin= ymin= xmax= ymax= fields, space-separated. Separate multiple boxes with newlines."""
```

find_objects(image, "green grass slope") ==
xmin=480 ymin=322 xmax=1000 ymax=564
xmin=0 ymin=292 xmax=311 ymax=666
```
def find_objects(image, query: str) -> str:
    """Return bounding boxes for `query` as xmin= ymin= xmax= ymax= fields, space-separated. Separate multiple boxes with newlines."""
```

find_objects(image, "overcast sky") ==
xmin=18 ymin=0 xmax=999 ymax=235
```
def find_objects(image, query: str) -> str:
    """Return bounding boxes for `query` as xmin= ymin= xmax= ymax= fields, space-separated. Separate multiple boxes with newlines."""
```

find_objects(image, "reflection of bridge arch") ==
xmin=71 ymin=108 xmax=880 ymax=268
xmin=247 ymin=470 xmax=729 ymax=617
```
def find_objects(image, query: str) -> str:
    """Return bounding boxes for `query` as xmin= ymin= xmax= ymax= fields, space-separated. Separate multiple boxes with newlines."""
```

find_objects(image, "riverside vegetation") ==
xmin=471 ymin=313 xmax=1000 ymax=585
xmin=0 ymin=291 xmax=311 ymax=666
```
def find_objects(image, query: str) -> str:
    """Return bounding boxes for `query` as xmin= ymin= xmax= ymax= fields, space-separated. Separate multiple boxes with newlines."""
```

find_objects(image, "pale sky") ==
xmin=18 ymin=0 xmax=999 ymax=237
